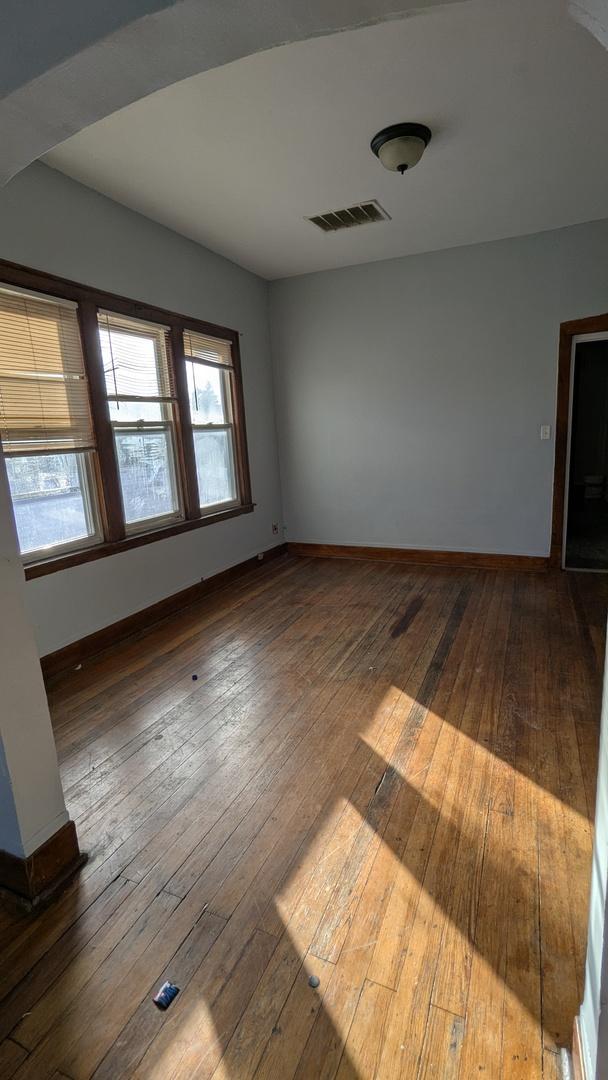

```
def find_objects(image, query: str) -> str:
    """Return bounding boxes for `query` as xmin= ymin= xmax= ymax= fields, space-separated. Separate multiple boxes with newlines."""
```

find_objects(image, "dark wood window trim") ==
xmin=550 ymin=310 xmax=608 ymax=568
xmin=0 ymin=258 xmax=253 ymax=577
xmin=170 ymin=325 xmax=201 ymax=521
xmin=77 ymin=300 xmax=125 ymax=543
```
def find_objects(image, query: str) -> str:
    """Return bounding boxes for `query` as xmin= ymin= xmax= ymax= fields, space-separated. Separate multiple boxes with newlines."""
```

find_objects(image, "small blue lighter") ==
xmin=153 ymin=981 xmax=180 ymax=1009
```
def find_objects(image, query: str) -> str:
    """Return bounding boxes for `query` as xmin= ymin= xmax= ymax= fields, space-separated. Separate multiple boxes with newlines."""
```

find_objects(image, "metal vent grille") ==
xmin=307 ymin=200 xmax=390 ymax=233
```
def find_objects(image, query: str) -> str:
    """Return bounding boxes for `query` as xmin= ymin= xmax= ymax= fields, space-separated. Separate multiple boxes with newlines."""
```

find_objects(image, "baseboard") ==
xmin=40 ymin=543 xmax=287 ymax=681
xmin=288 ymin=542 xmax=548 ymax=573
xmin=0 ymin=820 xmax=86 ymax=912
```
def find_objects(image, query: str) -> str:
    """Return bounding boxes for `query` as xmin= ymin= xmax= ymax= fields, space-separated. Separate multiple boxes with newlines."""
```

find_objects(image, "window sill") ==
xmin=24 ymin=503 xmax=255 ymax=580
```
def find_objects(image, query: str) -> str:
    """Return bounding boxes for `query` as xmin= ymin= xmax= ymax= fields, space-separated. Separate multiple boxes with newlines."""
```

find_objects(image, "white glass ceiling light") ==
xmin=371 ymin=123 xmax=432 ymax=174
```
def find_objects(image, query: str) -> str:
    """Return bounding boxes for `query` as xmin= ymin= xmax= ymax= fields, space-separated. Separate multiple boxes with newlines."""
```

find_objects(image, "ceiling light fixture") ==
xmin=370 ymin=122 xmax=432 ymax=174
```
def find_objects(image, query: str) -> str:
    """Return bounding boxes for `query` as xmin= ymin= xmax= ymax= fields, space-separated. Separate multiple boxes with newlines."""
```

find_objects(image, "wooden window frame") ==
xmin=0 ymin=259 xmax=253 ymax=580
xmin=181 ymin=337 xmax=242 ymax=516
xmin=97 ymin=311 xmax=185 ymax=534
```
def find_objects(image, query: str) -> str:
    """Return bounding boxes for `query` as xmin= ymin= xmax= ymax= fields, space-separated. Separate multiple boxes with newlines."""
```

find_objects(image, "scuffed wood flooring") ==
xmin=0 ymin=555 xmax=605 ymax=1079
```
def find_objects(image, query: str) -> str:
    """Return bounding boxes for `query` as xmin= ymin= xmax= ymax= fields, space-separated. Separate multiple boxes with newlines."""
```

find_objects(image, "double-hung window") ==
xmin=183 ymin=330 xmax=239 ymax=511
xmin=0 ymin=261 xmax=252 ymax=574
xmin=0 ymin=285 xmax=101 ymax=561
xmin=98 ymin=312 xmax=183 ymax=531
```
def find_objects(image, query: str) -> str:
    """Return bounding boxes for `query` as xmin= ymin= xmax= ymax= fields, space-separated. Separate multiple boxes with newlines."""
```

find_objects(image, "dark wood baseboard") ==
xmin=40 ymin=543 xmax=287 ymax=681
xmin=288 ymin=542 xmax=548 ymax=573
xmin=0 ymin=820 xmax=86 ymax=912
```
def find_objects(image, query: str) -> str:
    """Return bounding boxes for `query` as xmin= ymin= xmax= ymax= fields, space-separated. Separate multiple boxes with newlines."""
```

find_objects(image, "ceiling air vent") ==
xmin=307 ymin=200 xmax=390 ymax=233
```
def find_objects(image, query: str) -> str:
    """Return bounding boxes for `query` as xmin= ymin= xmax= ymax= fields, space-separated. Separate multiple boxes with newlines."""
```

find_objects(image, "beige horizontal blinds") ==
xmin=183 ymin=328 xmax=233 ymax=368
xmin=0 ymin=285 xmax=95 ymax=455
xmin=98 ymin=311 xmax=175 ymax=400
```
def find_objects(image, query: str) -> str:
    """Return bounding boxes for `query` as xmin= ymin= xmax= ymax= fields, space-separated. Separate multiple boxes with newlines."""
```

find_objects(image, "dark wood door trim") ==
xmin=550 ymin=313 xmax=608 ymax=569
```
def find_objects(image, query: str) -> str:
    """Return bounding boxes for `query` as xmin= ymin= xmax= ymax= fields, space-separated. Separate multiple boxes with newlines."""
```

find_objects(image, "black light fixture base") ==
xmin=370 ymin=123 xmax=432 ymax=159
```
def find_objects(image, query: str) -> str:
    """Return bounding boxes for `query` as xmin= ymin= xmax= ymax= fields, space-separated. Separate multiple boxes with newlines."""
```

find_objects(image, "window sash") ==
xmin=98 ymin=311 xmax=175 ymax=402
xmin=110 ymin=415 xmax=184 ymax=530
xmin=191 ymin=423 xmax=240 ymax=511
xmin=8 ymin=449 xmax=103 ymax=564
xmin=100 ymin=312 xmax=184 ymax=530
xmin=186 ymin=358 xmax=233 ymax=425
xmin=113 ymin=425 xmax=183 ymax=532
xmin=0 ymin=284 xmax=96 ymax=454
xmin=184 ymin=355 xmax=240 ymax=511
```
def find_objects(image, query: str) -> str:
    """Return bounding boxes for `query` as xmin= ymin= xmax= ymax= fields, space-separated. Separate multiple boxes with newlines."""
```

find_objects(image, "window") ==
xmin=98 ymin=312 xmax=182 ymax=530
xmin=0 ymin=286 xmax=101 ymax=560
xmin=183 ymin=330 xmax=239 ymax=511
xmin=0 ymin=261 xmax=252 ymax=575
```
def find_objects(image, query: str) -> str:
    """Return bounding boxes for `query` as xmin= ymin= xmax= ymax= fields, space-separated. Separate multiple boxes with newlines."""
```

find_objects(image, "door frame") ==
xmin=551 ymin=312 xmax=608 ymax=568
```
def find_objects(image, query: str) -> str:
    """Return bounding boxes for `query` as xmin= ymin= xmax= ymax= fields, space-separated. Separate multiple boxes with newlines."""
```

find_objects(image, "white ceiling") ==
xmin=44 ymin=0 xmax=608 ymax=280
xmin=3 ymin=0 xmax=453 ymax=184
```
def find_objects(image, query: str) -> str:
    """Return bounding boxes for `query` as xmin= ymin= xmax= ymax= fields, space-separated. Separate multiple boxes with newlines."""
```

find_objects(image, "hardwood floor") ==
xmin=0 ymin=555 xmax=605 ymax=1079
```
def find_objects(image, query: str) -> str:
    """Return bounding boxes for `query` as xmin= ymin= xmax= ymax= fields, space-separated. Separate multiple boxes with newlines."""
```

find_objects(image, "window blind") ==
xmin=183 ymin=329 xmax=233 ymax=368
xmin=98 ymin=311 xmax=175 ymax=400
xmin=0 ymin=285 xmax=95 ymax=454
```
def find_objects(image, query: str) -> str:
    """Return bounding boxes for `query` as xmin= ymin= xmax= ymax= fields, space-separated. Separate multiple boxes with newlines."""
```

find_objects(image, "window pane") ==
xmin=108 ymin=400 xmax=164 ymax=423
xmin=186 ymin=362 xmax=227 ymax=425
xmin=99 ymin=326 xmax=164 ymax=399
xmin=194 ymin=429 xmax=237 ymax=508
xmin=6 ymin=452 xmax=97 ymax=555
xmin=114 ymin=429 xmax=178 ymax=524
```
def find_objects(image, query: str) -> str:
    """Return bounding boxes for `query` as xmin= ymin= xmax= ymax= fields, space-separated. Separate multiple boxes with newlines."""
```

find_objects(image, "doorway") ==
xmin=564 ymin=336 xmax=608 ymax=570
xmin=551 ymin=315 xmax=608 ymax=570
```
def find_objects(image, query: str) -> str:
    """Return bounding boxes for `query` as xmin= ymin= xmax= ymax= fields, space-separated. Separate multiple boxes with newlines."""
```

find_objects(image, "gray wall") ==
xmin=0 ymin=163 xmax=282 ymax=656
xmin=270 ymin=220 xmax=608 ymax=557
xmin=4 ymin=164 xmax=608 ymax=655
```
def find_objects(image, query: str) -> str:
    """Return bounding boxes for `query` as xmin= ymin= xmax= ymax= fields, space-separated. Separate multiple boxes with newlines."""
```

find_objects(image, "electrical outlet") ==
xmin=540 ymin=424 xmax=551 ymax=441
xmin=272 ymin=522 xmax=279 ymax=535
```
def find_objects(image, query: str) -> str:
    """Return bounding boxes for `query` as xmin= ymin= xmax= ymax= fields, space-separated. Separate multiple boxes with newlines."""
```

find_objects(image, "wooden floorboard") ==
xmin=0 ymin=555 xmax=605 ymax=1079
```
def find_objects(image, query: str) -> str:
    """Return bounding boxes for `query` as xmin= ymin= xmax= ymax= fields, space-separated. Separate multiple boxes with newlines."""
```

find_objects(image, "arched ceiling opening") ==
xmin=0 ymin=0 xmax=466 ymax=185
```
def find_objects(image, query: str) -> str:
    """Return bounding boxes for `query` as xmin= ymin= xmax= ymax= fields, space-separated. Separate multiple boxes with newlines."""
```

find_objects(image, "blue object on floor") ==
xmin=153 ymin=982 xmax=180 ymax=1009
